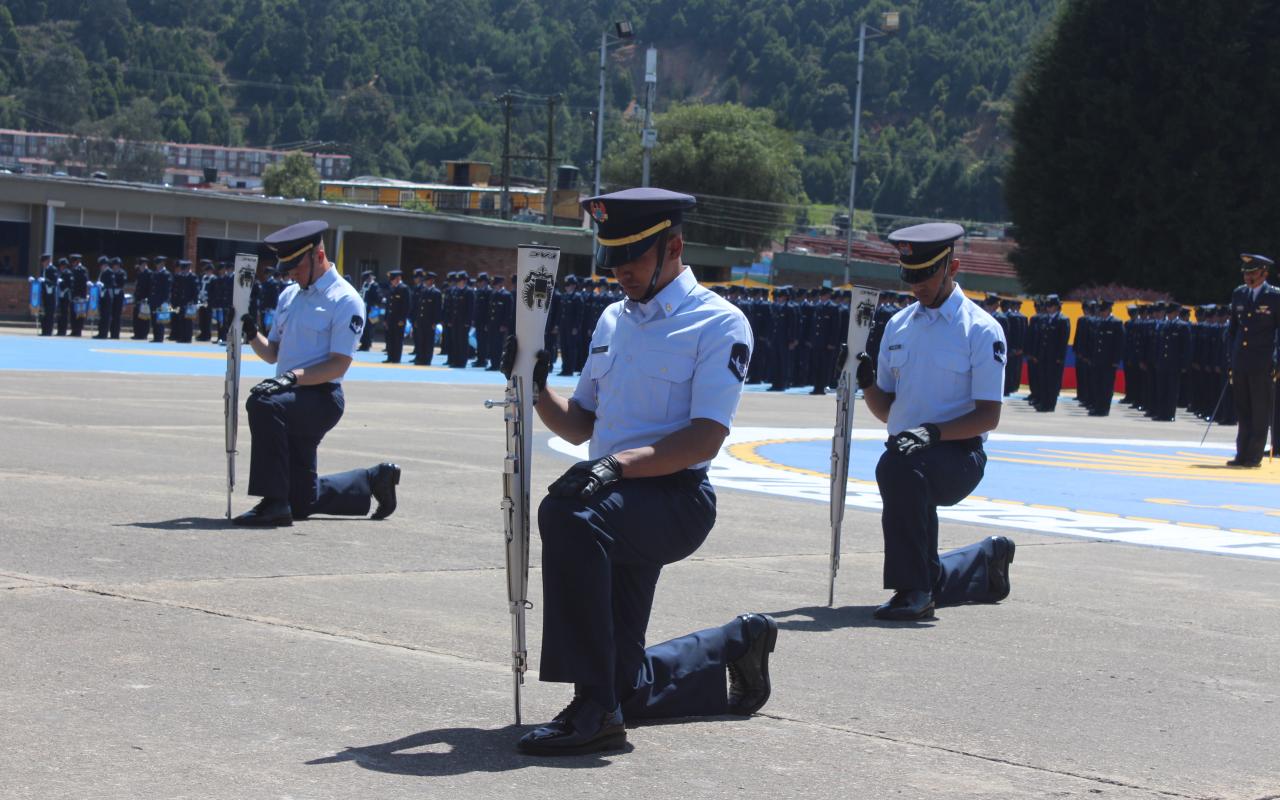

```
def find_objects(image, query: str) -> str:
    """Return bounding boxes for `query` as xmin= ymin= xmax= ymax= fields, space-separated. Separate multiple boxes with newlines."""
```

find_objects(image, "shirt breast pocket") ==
xmin=638 ymin=351 xmax=696 ymax=423
xmin=297 ymin=313 xmax=329 ymax=351
xmin=929 ymin=347 xmax=971 ymax=396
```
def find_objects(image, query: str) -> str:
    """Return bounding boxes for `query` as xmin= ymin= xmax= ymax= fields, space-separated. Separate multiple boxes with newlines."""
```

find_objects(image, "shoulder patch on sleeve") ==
xmin=994 ymin=340 xmax=1006 ymax=364
xmin=350 ymin=315 xmax=364 ymax=335
xmin=728 ymin=342 xmax=750 ymax=382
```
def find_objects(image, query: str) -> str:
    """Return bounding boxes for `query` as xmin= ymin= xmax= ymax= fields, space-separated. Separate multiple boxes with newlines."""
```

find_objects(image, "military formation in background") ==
xmin=25 ymin=254 xmax=1279 ymax=452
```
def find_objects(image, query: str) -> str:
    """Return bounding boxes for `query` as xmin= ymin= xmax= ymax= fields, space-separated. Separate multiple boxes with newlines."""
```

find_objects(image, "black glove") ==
xmin=855 ymin=351 xmax=875 ymax=390
xmin=241 ymin=313 xmax=258 ymax=341
xmin=499 ymin=335 xmax=552 ymax=403
xmin=887 ymin=423 xmax=941 ymax=456
xmin=250 ymin=370 xmax=297 ymax=397
xmin=547 ymin=455 xmax=623 ymax=499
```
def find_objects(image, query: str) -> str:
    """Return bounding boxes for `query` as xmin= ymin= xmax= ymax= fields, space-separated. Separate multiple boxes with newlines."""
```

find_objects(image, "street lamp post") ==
xmin=843 ymin=12 xmax=898 ymax=285
xmin=594 ymin=21 xmax=634 ymax=197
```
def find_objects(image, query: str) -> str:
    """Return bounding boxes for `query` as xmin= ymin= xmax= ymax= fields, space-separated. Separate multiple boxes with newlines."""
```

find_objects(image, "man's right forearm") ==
xmin=248 ymin=334 xmax=277 ymax=364
xmin=861 ymin=383 xmax=893 ymax=422
xmin=534 ymin=388 xmax=595 ymax=445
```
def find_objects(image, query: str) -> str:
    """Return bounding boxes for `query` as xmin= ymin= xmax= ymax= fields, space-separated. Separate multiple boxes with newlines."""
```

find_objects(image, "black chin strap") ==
xmin=638 ymin=232 xmax=670 ymax=304
xmin=301 ymin=255 xmax=319 ymax=290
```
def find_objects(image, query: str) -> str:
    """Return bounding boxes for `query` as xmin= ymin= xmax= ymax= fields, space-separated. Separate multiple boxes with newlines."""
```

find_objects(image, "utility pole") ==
xmin=500 ymin=93 xmax=514 ymax=220
xmin=544 ymin=95 xmax=559 ymax=226
xmin=641 ymin=46 xmax=658 ymax=187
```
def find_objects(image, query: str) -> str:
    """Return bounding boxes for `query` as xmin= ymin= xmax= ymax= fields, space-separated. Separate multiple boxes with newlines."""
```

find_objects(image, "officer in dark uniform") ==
xmin=1150 ymin=302 xmax=1189 ymax=421
xmin=97 ymin=256 xmax=124 ymax=339
xmin=149 ymin=256 xmax=173 ymax=342
xmin=768 ymin=286 xmax=800 ymax=391
xmin=557 ymin=274 xmax=584 ymax=375
xmin=233 ymin=220 xmax=400 ymax=527
xmin=1001 ymin=298 xmax=1026 ymax=396
xmin=358 ymin=271 xmax=381 ymax=352
xmin=748 ymin=286 xmax=772 ymax=384
xmin=1035 ymin=294 xmax=1070 ymax=412
xmin=92 ymin=256 xmax=112 ymax=339
xmin=470 ymin=272 xmax=492 ymax=367
xmin=1226 ymin=253 xmax=1280 ymax=466
xmin=53 ymin=257 xmax=73 ymax=336
xmin=132 ymin=257 xmax=152 ymax=339
xmin=211 ymin=262 xmax=231 ymax=344
xmin=1087 ymin=300 xmax=1124 ymax=416
xmin=68 ymin=254 xmax=89 ymax=337
xmin=171 ymin=259 xmax=198 ymax=343
xmin=505 ymin=188 xmax=776 ymax=756
xmin=809 ymin=285 xmax=840 ymax=394
xmin=447 ymin=270 xmax=474 ymax=367
xmin=259 ymin=268 xmax=284 ymax=334
xmin=413 ymin=271 xmax=442 ymax=365
xmin=408 ymin=268 xmax=426 ymax=358
xmin=38 ymin=254 xmax=57 ymax=336
xmin=1075 ymin=300 xmax=1095 ymax=411
xmin=383 ymin=269 xmax=411 ymax=363
xmin=855 ymin=222 xmax=1015 ymax=622
xmin=485 ymin=274 xmax=513 ymax=370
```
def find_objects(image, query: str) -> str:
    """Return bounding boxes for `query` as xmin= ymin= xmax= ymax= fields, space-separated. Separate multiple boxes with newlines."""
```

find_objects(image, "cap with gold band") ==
xmin=1240 ymin=253 xmax=1274 ymax=271
xmin=581 ymin=188 xmax=696 ymax=272
xmin=886 ymin=222 xmax=965 ymax=285
xmin=264 ymin=220 xmax=328 ymax=270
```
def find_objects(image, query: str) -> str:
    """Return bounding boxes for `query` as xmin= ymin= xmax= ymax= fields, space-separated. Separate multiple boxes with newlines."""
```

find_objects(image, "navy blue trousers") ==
xmin=246 ymin=384 xmax=373 ymax=518
xmin=537 ymin=472 xmax=755 ymax=718
xmin=876 ymin=440 xmax=1004 ymax=604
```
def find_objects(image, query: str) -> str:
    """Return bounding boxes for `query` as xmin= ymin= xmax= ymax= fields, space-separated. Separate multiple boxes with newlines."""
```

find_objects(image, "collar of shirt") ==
xmin=622 ymin=266 xmax=697 ymax=323
xmin=907 ymin=282 xmax=964 ymax=325
xmin=305 ymin=268 xmax=339 ymax=295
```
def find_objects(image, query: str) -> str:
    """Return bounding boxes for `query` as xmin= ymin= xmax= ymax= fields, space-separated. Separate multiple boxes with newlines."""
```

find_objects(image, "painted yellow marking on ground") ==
xmin=1230 ymin=528 xmax=1280 ymax=538
xmin=986 ymin=451 xmax=1280 ymax=485
xmin=1075 ymin=510 xmax=1122 ymax=518
xmin=1175 ymin=522 xmax=1221 ymax=530
xmin=1124 ymin=516 xmax=1169 ymax=524
xmin=1146 ymin=498 xmax=1280 ymax=517
xmin=726 ymin=438 xmax=879 ymax=486
xmin=1029 ymin=504 xmax=1068 ymax=511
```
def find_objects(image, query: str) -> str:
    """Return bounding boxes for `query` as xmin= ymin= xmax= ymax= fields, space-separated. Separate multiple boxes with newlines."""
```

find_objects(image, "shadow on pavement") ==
xmin=119 ymin=517 xmax=238 ymax=531
xmin=306 ymin=727 xmax=625 ymax=774
xmin=764 ymin=604 xmax=937 ymax=632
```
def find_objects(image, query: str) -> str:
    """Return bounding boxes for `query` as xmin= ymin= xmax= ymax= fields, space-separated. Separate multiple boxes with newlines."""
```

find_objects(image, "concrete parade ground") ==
xmin=1 ymin=327 xmax=1277 ymax=800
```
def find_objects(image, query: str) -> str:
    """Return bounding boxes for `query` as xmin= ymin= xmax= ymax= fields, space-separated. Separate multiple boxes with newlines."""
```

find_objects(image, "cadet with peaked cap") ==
xmin=233 ymin=220 xmax=400 ymax=526
xmin=149 ymin=256 xmax=172 ymax=343
xmin=485 ymin=273 xmax=513 ymax=370
xmin=854 ymin=222 xmax=1015 ymax=622
xmin=382 ymin=269 xmax=411 ymax=364
xmin=38 ymin=253 xmax=57 ymax=336
xmin=556 ymin=273 xmax=584 ymax=375
xmin=413 ymin=271 xmax=442 ymax=366
xmin=502 ymin=188 xmax=777 ymax=756
xmin=357 ymin=270 xmax=380 ymax=352
xmin=1087 ymin=300 xmax=1124 ymax=416
xmin=131 ymin=257 xmax=152 ymax=339
xmin=1226 ymin=253 xmax=1280 ymax=466
xmin=68 ymin=253 xmax=89 ymax=337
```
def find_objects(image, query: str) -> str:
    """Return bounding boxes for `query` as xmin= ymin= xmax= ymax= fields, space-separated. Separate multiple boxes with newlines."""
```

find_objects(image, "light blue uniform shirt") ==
xmin=268 ymin=267 xmax=366 ymax=382
xmin=572 ymin=267 xmax=753 ymax=469
xmin=876 ymin=283 xmax=1007 ymax=438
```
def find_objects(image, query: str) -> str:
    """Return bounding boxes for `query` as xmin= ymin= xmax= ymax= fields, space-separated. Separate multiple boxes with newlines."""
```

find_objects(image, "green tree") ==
xmin=1006 ymin=0 xmax=1280 ymax=300
xmin=262 ymin=150 xmax=320 ymax=200
xmin=604 ymin=103 xmax=803 ymax=250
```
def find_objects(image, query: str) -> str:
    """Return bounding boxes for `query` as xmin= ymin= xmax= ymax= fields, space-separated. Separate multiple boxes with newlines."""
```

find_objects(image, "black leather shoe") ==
xmin=873 ymin=590 xmax=935 ymax=621
xmin=517 ymin=696 xmax=626 ymax=756
xmin=728 ymin=613 xmax=778 ymax=716
xmin=370 ymin=462 xmax=400 ymax=520
xmin=233 ymin=498 xmax=293 ymax=527
xmin=987 ymin=536 xmax=1016 ymax=602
